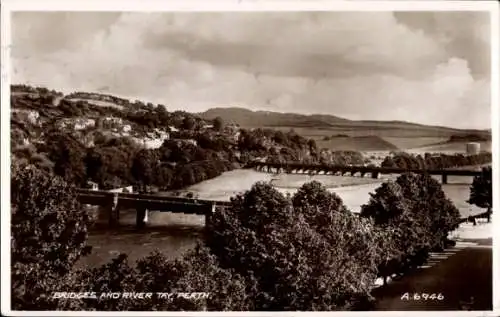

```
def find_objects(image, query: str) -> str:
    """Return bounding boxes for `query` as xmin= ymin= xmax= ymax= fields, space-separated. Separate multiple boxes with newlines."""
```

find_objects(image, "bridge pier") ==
xmin=108 ymin=193 xmax=120 ymax=227
xmin=205 ymin=203 xmax=216 ymax=226
xmin=371 ymin=172 xmax=379 ymax=179
xmin=136 ymin=206 xmax=149 ymax=228
xmin=442 ymin=174 xmax=448 ymax=184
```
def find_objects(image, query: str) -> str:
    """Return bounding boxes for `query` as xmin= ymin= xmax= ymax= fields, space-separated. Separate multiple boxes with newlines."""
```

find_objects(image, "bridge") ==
xmin=76 ymin=186 xmax=490 ymax=230
xmin=247 ymin=161 xmax=483 ymax=184
xmin=76 ymin=189 xmax=231 ymax=228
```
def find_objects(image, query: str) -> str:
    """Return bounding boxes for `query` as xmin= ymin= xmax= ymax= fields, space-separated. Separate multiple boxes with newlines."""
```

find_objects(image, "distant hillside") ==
xmin=200 ymin=107 xmax=340 ymax=128
xmin=316 ymin=135 xmax=399 ymax=152
xmin=200 ymin=107 xmax=490 ymax=137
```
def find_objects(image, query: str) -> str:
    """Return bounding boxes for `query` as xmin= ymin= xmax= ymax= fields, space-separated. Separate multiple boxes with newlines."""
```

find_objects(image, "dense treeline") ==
xmin=447 ymin=134 xmax=490 ymax=143
xmin=360 ymin=173 xmax=461 ymax=284
xmin=381 ymin=152 xmax=491 ymax=170
xmin=11 ymin=163 xmax=470 ymax=310
xmin=13 ymin=126 xmax=323 ymax=191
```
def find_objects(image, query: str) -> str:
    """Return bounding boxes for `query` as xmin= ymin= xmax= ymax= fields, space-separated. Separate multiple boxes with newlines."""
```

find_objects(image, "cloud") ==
xmin=11 ymin=11 xmax=491 ymax=129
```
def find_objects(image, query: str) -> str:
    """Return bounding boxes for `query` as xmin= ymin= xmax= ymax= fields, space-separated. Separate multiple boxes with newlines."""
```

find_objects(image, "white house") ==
xmin=74 ymin=118 xmax=96 ymax=130
xmin=27 ymin=111 xmax=40 ymax=124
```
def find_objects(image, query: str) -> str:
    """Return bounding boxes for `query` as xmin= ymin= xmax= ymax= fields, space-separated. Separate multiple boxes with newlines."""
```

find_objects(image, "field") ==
xmin=315 ymin=136 xmax=398 ymax=152
xmin=66 ymin=98 xmax=125 ymax=110
xmin=382 ymin=136 xmax=449 ymax=150
xmin=278 ymin=127 xmax=457 ymax=139
xmin=262 ymin=126 xmax=483 ymax=152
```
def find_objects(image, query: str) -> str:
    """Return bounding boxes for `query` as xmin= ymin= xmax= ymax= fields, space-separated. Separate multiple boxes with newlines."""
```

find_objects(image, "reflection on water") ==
xmin=80 ymin=212 xmax=205 ymax=268
xmin=81 ymin=170 xmax=482 ymax=268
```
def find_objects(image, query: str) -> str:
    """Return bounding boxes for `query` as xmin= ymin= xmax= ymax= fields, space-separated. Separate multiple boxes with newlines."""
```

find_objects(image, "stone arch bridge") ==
xmin=246 ymin=161 xmax=482 ymax=185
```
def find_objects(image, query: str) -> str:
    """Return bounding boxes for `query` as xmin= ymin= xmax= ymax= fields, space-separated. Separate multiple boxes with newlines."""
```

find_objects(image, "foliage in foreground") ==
xmin=206 ymin=181 xmax=390 ymax=310
xmin=11 ymin=163 xmax=93 ymax=310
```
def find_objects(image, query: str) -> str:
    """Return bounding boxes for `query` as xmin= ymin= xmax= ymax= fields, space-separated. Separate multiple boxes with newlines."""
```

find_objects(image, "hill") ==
xmin=11 ymin=84 xmax=491 ymax=155
xmin=200 ymin=107 xmax=340 ymax=128
xmin=199 ymin=107 xmax=490 ymax=138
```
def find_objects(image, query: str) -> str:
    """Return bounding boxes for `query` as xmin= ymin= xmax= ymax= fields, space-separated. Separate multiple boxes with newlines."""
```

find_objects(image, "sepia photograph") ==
xmin=1 ymin=0 xmax=498 ymax=314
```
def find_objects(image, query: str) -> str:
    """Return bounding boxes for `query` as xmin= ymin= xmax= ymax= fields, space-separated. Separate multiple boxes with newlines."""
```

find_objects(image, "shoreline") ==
xmin=269 ymin=177 xmax=386 ymax=190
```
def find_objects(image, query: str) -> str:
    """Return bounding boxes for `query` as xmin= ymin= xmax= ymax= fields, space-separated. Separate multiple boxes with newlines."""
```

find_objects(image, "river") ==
xmin=80 ymin=169 xmax=485 ymax=268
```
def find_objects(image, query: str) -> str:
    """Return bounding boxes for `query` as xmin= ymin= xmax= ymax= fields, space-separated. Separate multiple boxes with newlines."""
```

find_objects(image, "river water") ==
xmin=80 ymin=169 xmax=484 ymax=268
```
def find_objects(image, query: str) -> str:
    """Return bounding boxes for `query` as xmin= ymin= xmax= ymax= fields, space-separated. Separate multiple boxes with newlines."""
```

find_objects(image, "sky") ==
xmin=11 ymin=11 xmax=492 ymax=129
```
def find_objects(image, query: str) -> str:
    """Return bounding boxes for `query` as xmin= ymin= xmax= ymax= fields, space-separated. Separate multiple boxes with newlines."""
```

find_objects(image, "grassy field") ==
xmin=382 ymin=137 xmax=448 ymax=150
xmin=266 ymin=126 xmax=471 ymax=152
xmin=66 ymin=98 xmax=125 ymax=110
xmin=271 ymin=126 xmax=457 ymax=138
xmin=315 ymin=136 xmax=399 ymax=152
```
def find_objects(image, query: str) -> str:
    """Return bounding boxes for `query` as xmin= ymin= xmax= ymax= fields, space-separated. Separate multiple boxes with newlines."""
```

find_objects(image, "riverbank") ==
xmin=269 ymin=173 xmax=384 ymax=189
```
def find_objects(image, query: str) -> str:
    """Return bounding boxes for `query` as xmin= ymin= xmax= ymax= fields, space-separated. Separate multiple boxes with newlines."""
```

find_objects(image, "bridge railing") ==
xmin=246 ymin=161 xmax=482 ymax=176
xmin=76 ymin=188 xmax=232 ymax=206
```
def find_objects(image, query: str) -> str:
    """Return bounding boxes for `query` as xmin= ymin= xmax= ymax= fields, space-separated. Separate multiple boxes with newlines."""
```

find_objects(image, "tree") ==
xmin=43 ymin=132 xmax=87 ymax=186
xmin=206 ymin=181 xmax=386 ymax=310
xmin=292 ymin=181 xmax=349 ymax=231
xmin=131 ymin=149 xmax=159 ymax=190
xmin=11 ymin=164 xmax=93 ymax=310
xmin=156 ymin=104 xmax=169 ymax=126
xmin=307 ymin=139 xmax=318 ymax=157
xmin=182 ymin=116 xmax=196 ymax=130
xmin=361 ymin=173 xmax=460 ymax=282
xmin=468 ymin=166 xmax=492 ymax=222
xmin=65 ymin=246 xmax=249 ymax=311
xmin=213 ymin=116 xmax=224 ymax=132
xmin=85 ymin=139 xmax=140 ymax=189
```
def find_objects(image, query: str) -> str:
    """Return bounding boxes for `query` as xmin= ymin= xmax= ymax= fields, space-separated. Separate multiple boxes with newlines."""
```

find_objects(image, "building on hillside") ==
xmin=27 ymin=111 xmax=40 ymax=124
xmin=74 ymin=118 xmax=96 ymax=130
xmin=12 ymin=109 xmax=40 ymax=125
xmin=233 ymin=131 xmax=241 ymax=142
xmin=140 ymin=131 xmax=170 ymax=149
xmin=171 ymin=138 xmax=197 ymax=146
xmin=103 ymin=117 xmax=123 ymax=125
xmin=123 ymin=124 xmax=132 ymax=133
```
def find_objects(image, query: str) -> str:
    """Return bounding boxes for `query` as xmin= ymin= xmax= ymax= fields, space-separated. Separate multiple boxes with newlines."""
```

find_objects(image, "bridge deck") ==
xmin=76 ymin=189 xmax=231 ymax=206
xmin=248 ymin=161 xmax=483 ymax=177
